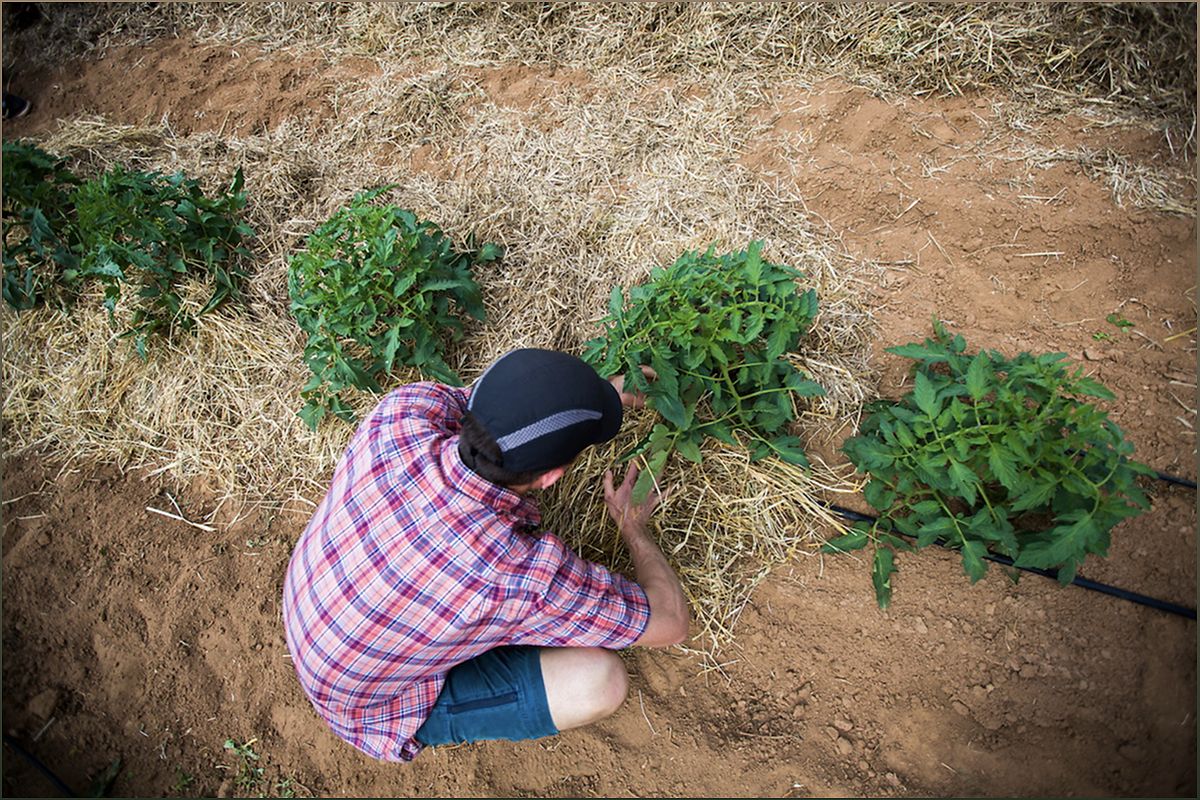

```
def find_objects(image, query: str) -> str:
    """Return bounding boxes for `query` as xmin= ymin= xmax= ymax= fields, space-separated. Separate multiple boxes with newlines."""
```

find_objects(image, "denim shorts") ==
xmin=414 ymin=645 xmax=559 ymax=747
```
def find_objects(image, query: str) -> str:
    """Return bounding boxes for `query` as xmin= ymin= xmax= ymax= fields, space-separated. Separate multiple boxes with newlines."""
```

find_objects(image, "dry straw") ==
xmin=9 ymin=3 xmax=1194 ymax=129
xmin=1021 ymin=144 xmax=1196 ymax=217
xmin=2 ymin=2 xmax=1192 ymax=648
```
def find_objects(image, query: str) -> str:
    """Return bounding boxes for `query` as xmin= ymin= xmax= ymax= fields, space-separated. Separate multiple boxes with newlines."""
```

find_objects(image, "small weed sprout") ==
xmin=1106 ymin=312 xmax=1136 ymax=331
xmin=223 ymin=737 xmax=264 ymax=795
xmin=171 ymin=767 xmax=195 ymax=795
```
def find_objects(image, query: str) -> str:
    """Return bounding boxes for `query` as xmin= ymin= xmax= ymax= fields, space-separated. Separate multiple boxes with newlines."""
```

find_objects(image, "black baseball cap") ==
xmin=465 ymin=348 xmax=623 ymax=473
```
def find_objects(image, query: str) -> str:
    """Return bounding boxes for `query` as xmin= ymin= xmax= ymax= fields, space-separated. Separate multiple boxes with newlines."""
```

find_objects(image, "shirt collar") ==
xmin=442 ymin=434 xmax=542 ymax=529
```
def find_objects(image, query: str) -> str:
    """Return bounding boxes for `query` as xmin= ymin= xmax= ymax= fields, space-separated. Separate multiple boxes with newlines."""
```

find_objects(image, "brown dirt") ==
xmin=3 ymin=32 xmax=1196 ymax=800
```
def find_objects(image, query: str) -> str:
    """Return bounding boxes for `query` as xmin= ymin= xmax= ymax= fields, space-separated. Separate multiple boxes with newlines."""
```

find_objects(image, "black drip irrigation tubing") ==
xmin=822 ymin=466 xmax=1197 ymax=621
xmin=1153 ymin=470 xmax=1197 ymax=489
xmin=2 ymin=733 xmax=77 ymax=797
xmin=825 ymin=503 xmax=1196 ymax=620
xmin=1062 ymin=449 xmax=1197 ymax=490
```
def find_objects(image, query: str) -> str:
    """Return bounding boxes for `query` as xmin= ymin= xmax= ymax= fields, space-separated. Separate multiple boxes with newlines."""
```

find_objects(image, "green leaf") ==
xmin=841 ymin=436 xmax=895 ymax=471
xmin=912 ymin=371 xmax=940 ymax=417
xmin=820 ymin=529 xmax=869 ymax=554
xmin=886 ymin=342 xmax=948 ymax=362
xmin=871 ymin=548 xmax=897 ymax=609
xmin=742 ymin=313 xmax=766 ymax=343
xmin=651 ymin=393 xmax=689 ymax=429
xmin=1014 ymin=513 xmax=1095 ymax=570
xmin=608 ymin=285 xmax=624 ymax=318
xmin=704 ymin=419 xmax=737 ymax=446
xmin=632 ymin=448 xmax=670 ymax=504
xmin=768 ymin=434 xmax=810 ymax=467
xmin=961 ymin=540 xmax=988 ymax=583
xmin=650 ymin=353 xmax=679 ymax=399
xmin=748 ymin=439 xmax=773 ymax=462
xmin=675 ymin=437 xmax=703 ymax=464
xmin=784 ymin=369 xmax=826 ymax=397
xmin=1009 ymin=480 xmax=1055 ymax=513
xmin=862 ymin=478 xmax=895 ymax=511
xmin=948 ymin=461 xmax=978 ymax=506
xmin=421 ymin=277 xmax=472 ymax=292
xmin=1073 ymin=375 xmax=1116 ymax=400
xmin=987 ymin=446 xmax=1021 ymax=492
xmin=878 ymin=532 xmax=916 ymax=553
xmin=381 ymin=325 xmax=402 ymax=373
xmin=911 ymin=499 xmax=942 ymax=517
xmin=916 ymin=516 xmax=954 ymax=547
xmin=744 ymin=240 xmax=763 ymax=286
xmin=965 ymin=352 xmax=989 ymax=400
xmin=766 ymin=322 xmax=793 ymax=360
xmin=618 ymin=435 xmax=655 ymax=465
xmin=476 ymin=242 xmax=504 ymax=262
xmin=298 ymin=400 xmax=326 ymax=430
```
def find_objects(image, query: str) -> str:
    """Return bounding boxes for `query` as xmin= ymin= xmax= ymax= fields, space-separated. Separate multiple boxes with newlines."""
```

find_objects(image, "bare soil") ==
xmin=3 ymin=31 xmax=1196 ymax=799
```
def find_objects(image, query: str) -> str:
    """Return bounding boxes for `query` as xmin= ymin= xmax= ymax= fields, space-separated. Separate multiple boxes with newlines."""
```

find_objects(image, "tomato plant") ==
xmin=288 ymin=187 xmax=501 ymax=428
xmin=72 ymin=166 xmax=253 ymax=357
xmin=827 ymin=320 xmax=1152 ymax=607
xmin=583 ymin=241 xmax=825 ymax=500
xmin=2 ymin=140 xmax=81 ymax=309
xmin=3 ymin=140 xmax=254 ymax=357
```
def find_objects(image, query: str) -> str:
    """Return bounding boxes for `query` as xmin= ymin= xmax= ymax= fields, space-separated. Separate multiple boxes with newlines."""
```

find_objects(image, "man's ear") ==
xmin=531 ymin=465 xmax=569 ymax=490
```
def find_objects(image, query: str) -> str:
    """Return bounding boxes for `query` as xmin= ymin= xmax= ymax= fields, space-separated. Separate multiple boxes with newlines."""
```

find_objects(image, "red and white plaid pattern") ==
xmin=282 ymin=382 xmax=650 ymax=762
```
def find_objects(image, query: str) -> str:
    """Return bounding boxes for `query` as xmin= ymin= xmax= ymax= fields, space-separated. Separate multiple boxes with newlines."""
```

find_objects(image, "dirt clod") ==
xmin=26 ymin=689 xmax=59 ymax=720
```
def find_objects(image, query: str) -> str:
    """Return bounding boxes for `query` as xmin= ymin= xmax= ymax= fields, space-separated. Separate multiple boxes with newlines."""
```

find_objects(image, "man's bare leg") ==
xmin=539 ymin=647 xmax=629 ymax=730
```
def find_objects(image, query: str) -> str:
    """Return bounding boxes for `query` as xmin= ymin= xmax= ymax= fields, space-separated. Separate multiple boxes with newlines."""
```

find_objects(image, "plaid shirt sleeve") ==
xmin=499 ymin=531 xmax=651 ymax=650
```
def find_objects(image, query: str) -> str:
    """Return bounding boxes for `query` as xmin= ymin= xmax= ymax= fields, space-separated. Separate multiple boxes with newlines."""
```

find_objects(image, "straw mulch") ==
xmin=8 ymin=2 xmax=1195 ymax=130
xmin=3 ymin=2 xmax=1191 ymax=649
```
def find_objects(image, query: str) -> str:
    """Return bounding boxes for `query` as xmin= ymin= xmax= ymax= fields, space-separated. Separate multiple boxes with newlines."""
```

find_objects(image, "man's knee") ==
xmin=541 ymin=647 xmax=629 ymax=730
xmin=589 ymin=649 xmax=629 ymax=718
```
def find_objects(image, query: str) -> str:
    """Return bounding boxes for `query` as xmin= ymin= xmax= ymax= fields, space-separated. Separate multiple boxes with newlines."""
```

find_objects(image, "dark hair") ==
xmin=458 ymin=412 xmax=551 ymax=487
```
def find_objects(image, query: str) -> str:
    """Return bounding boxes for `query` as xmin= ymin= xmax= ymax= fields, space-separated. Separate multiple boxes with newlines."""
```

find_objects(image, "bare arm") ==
xmin=604 ymin=464 xmax=690 ymax=647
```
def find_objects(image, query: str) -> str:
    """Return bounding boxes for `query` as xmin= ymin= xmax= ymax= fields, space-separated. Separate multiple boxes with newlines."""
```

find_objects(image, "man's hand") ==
xmin=603 ymin=463 xmax=667 ymax=536
xmin=602 ymin=463 xmax=690 ymax=647
xmin=608 ymin=365 xmax=657 ymax=409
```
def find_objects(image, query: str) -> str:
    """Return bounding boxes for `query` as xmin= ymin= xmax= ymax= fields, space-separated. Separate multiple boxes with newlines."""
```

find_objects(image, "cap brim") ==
xmin=594 ymin=379 xmax=624 ymax=445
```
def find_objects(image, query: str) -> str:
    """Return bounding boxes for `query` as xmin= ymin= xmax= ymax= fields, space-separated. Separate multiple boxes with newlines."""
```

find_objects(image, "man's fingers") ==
xmin=603 ymin=468 xmax=615 ymax=498
xmin=622 ymin=463 xmax=640 ymax=491
xmin=643 ymin=480 xmax=664 ymax=510
xmin=640 ymin=364 xmax=658 ymax=381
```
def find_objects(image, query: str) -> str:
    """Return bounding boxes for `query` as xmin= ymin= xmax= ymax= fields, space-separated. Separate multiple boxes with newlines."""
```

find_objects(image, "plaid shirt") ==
xmin=282 ymin=382 xmax=650 ymax=762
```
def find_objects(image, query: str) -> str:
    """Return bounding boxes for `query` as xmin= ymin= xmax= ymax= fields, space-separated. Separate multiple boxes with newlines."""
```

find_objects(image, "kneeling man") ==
xmin=282 ymin=348 xmax=690 ymax=761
